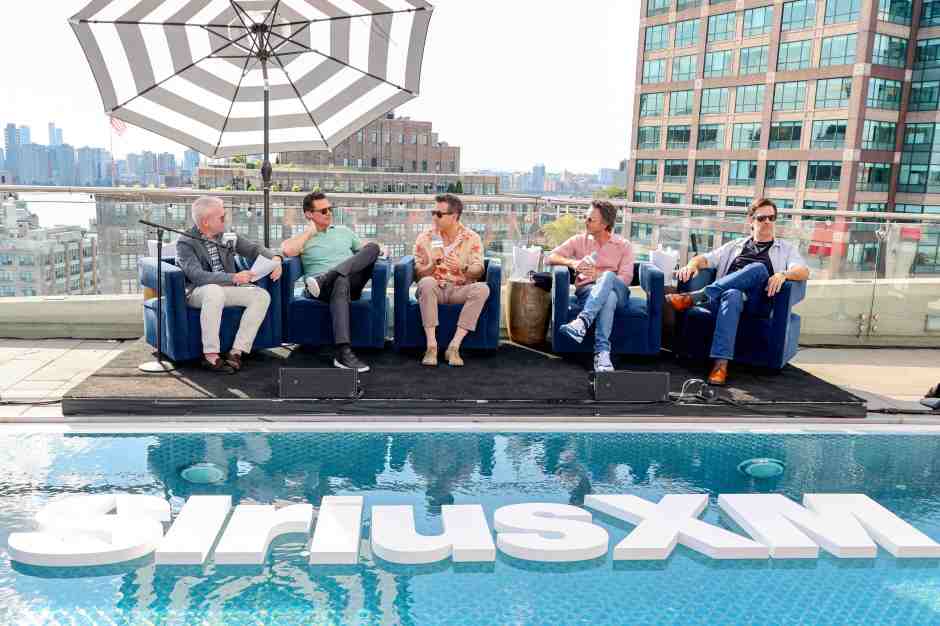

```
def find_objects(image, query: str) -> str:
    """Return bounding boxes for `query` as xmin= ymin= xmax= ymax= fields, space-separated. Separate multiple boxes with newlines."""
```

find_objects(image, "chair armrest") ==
xmin=394 ymin=256 xmax=417 ymax=335
xmin=138 ymin=257 xmax=190 ymax=357
xmin=787 ymin=279 xmax=807 ymax=308
xmin=638 ymin=260 xmax=664 ymax=313
xmin=552 ymin=264 xmax=571 ymax=323
xmin=678 ymin=267 xmax=717 ymax=293
xmin=484 ymin=258 xmax=502 ymax=297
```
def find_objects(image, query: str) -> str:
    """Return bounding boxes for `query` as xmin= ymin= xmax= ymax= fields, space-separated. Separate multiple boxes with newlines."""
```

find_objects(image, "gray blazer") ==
xmin=176 ymin=225 xmax=278 ymax=291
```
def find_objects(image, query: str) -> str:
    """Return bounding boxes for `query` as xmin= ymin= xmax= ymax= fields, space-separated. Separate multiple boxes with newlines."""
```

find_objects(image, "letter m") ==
xmin=719 ymin=494 xmax=940 ymax=559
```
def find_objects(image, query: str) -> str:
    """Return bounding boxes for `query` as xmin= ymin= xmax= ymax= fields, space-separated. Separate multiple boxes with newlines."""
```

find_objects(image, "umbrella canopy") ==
xmin=70 ymin=0 xmax=434 ymax=157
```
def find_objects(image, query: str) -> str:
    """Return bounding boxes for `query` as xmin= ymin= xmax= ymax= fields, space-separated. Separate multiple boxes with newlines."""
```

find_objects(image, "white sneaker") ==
xmin=304 ymin=275 xmax=320 ymax=298
xmin=594 ymin=351 xmax=614 ymax=372
xmin=560 ymin=317 xmax=587 ymax=343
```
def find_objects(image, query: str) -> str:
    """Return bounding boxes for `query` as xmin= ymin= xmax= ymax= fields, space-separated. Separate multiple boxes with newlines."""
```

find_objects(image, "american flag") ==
xmin=109 ymin=116 xmax=127 ymax=136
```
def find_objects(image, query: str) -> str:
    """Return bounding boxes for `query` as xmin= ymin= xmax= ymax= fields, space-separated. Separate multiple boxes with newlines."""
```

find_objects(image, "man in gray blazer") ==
xmin=176 ymin=196 xmax=283 ymax=373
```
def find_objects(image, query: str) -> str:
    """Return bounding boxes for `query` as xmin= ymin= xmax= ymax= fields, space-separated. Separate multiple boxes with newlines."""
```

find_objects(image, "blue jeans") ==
xmin=575 ymin=271 xmax=630 ymax=353
xmin=702 ymin=263 xmax=770 ymax=360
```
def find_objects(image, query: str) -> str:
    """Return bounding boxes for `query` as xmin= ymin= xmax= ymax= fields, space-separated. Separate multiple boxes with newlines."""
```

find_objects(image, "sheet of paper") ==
xmin=249 ymin=256 xmax=279 ymax=281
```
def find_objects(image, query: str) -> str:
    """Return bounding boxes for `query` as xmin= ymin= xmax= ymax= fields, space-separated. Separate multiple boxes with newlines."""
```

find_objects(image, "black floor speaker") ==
xmin=593 ymin=371 xmax=670 ymax=402
xmin=278 ymin=368 xmax=360 ymax=399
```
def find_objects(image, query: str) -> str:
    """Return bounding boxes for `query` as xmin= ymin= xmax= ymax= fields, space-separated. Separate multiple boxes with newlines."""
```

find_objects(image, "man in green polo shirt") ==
xmin=282 ymin=192 xmax=381 ymax=372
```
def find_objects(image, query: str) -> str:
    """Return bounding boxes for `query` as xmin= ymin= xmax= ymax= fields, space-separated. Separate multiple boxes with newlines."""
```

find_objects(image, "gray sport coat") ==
xmin=176 ymin=225 xmax=278 ymax=291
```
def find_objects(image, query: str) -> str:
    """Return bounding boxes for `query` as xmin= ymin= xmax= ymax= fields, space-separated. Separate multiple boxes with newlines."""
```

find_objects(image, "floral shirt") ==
xmin=414 ymin=223 xmax=484 ymax=286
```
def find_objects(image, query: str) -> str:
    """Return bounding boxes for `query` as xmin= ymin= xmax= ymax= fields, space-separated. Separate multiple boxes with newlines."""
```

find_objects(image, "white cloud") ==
xmin=2 ymin=0 xmax=639 ymax=172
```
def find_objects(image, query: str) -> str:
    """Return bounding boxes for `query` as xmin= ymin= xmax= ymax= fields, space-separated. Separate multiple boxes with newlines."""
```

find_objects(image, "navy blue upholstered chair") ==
xmin=138 ymin=257 xmax=282 ymax=363
xmin=675 ymin=268 xmax=806 ymax=370
xmin=393 ymin=256 xmax=501 ymax=350
xmin=550 ymin=263 xmax=664 ymax=355
xmin=280 ymin=256 xmax=389 ymax=348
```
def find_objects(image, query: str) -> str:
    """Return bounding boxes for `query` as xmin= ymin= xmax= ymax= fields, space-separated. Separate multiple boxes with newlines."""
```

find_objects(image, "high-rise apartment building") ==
xmin=629 ymin=0 xmax=939 ymax=223
xmin=281 ymin=113 xmax=461 ymax=174
xmin=48 ymin=123 xmax=63 ymax=147
xmin=0 ymin=198 xmax=97 ymax=297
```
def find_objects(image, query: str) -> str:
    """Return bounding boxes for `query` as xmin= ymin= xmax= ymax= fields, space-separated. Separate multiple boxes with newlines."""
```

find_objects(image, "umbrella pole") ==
xmin=261 ymin=58 xmax=272 ymax=248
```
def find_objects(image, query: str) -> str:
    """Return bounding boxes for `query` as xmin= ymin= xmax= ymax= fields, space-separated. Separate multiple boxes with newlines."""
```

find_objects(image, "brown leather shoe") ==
xmin=666 ymin=293 xmax=696 ymax=313
xmin=422 ymin=346 xmax=438 ymax=366
xmin=708 ymin=360 xmax=728 ymax=386
xmin=445 ymin=346 xmax=464 ymax=367
xmin=224 ymin=352 xmax=243 ymax=371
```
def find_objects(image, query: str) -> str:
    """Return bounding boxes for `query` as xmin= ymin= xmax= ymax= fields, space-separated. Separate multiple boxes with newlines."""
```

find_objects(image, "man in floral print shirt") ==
xmin=413 ymin=194 xmax=489 ymax=367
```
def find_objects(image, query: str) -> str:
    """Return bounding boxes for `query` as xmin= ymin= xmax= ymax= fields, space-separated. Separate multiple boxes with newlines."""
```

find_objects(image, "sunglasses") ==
xmin=754 ymin=214 xmax=777 ymax=223
xmin=431 ymin=210 xmax=453 ymax=218
xmin=306 ymin=206 xmax=333 ymax=215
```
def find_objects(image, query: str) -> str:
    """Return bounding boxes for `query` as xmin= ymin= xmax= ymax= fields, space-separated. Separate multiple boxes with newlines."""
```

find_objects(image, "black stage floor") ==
xmin=62 ymin=339 xmax=866 ymax=418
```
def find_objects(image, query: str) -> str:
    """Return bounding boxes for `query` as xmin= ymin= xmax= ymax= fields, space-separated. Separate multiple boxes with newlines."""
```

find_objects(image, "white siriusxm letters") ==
xmin=214 ymin=503 xmax=313 ymax=565
xmin=494 ymin=503 xmax=608 ymax=562
xmin=156 ymin=496 xmax=232 ymax=565
xmin=719 ymin=493 xmax=940 ymax=559
xmin=584 ymin=494 xmax=769 ymax=560
xmin=8 ymin=494 xmax=169 ymax=567
xmin=8 ymin=493 xmax=940 ymax=570
xmin=371 ymin=504 xmax=495 ymax=564
xmin=309 ymin=496 xmax=363 ymax=565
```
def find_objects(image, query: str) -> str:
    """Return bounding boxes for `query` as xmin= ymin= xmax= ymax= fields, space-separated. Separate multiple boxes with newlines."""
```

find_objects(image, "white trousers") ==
xmin=188 ymin=284 xmax=271 ymax=355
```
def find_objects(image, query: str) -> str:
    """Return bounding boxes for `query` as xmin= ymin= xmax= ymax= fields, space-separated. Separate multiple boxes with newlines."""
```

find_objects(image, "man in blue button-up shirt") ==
xmin=666 ymin=198 xmax=810 ymax=385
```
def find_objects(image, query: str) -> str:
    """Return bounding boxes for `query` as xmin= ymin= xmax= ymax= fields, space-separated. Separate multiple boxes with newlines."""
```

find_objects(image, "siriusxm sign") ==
xmin=8 ymin=493 xmax=940 ymax=571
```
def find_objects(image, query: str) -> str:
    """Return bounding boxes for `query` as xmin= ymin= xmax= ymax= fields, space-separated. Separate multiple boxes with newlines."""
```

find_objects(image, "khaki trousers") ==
xmin=416 ymin=276 xmax=490 ymax=332
xmin=188 ymin=284 xmax=271 ymax=355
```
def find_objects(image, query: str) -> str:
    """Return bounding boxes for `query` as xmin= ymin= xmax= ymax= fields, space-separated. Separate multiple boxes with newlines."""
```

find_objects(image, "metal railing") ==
xmin=2 ymin=185 xmax=940 ymax=346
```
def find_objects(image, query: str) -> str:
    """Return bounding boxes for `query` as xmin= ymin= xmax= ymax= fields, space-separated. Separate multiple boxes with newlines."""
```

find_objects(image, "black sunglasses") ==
xmin=306 ymin=205 xmax=333 ymax=215
xmin=754 ymin=214 xmax=777 ymax=223
xmin=431 ymin=210 xmax=453 ymax=218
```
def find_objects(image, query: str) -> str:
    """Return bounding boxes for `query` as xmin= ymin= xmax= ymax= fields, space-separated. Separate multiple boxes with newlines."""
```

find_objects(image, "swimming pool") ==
xmin=2 ymin=430 xmax=940 ymax=625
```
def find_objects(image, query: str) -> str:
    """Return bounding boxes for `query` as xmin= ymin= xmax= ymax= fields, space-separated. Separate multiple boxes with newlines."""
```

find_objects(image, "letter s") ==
xmin=8 ymin=494 xmax=170 ymax=567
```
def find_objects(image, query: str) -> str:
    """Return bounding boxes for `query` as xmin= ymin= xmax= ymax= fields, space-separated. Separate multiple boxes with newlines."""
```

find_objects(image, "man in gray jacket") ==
xmin=176 ymin=196 xmax=283 ymax=373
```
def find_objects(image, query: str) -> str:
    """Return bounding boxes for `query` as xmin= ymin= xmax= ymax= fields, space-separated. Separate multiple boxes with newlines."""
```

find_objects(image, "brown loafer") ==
xmin=422 ymin=346 xmax=438 ymax=366
xmin=445 ymin=346 xmax=464 ymax=367
xmin=708 ymin=361 xmax=728 ymax=386
xmin=202 ymin=356 xmax=235 ymax=374
xmin=224 ymin=352 xmax=243 ymax=371
xmin=665 ymin=293 xmax=696 ymax=313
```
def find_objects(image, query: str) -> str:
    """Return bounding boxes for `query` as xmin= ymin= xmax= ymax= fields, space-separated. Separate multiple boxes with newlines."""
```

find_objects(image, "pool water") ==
xmin=2 ymin=431 xmax=940 ymax=625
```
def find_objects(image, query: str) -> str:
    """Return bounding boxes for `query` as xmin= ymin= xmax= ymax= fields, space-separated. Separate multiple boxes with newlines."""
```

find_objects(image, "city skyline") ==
xmin=1 ymin=1 xmax=638 ymax=174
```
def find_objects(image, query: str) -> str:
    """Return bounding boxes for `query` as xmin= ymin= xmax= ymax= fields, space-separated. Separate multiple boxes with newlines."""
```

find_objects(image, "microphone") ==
xmin=690 ymin=233 xmax=699 ymax=255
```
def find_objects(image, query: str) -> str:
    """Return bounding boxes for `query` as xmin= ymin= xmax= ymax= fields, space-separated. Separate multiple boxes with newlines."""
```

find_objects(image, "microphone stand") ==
xmin=135 ymin=219 xmax=232 ymax=374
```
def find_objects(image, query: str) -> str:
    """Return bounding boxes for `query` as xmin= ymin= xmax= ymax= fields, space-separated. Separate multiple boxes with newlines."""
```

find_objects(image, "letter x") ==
xmin=585 ymin=494 xmax=770 ymax=560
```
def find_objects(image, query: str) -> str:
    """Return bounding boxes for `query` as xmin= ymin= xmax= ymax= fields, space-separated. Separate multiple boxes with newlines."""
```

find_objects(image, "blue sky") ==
xmin=2 ymin=1 xmax=638 ymax=173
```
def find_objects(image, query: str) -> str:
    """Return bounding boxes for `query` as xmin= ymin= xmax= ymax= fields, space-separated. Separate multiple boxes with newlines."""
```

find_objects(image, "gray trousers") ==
xmin=308 ymin=243 xmax=381 ymax=345
xmin=188 ymin=284 xmax=271 ymax=355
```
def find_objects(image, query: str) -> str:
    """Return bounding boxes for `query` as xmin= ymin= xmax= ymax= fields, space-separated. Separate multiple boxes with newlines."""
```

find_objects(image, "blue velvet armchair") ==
xmin=280 ymin=256 xmax=389 ymax=348
xmin=393 ymin=256 xmax=501 ymax=350
xmin=551 ymin=263 xmax=664 ymax=355
xmin=675 ymin=268 xmax=806 ymax=370
xmin=139 ymin=257 xmax=283 ymax=363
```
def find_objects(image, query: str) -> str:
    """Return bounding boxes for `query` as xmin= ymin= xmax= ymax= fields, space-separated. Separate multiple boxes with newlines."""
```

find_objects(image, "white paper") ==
xmin=511 ymin=246 xmax=543 ymax=281
xmin=249 ymin=256 xmax=280 ymax=282
xmin=148 ymin=239 xmax=177 ymax=259
xmin=651 ymin=247 xmax=679 ymax=287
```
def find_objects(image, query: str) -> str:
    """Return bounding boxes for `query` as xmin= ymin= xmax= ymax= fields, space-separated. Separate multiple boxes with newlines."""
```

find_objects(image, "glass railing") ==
xmin=1 ymin=186 xmax=940 ymax=346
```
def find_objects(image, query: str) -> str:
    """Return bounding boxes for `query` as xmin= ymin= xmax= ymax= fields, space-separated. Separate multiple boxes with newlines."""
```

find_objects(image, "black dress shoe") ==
xmin=333 ymin=345 xmax=370 ymax=373
xmin=223 ymin=352 xmax=243 ymax=371
xmin=201 ymin=357 xmax=235 ymax=374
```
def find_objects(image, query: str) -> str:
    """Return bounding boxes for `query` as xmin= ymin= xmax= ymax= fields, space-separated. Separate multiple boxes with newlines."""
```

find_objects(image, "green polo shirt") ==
xmin=300 ymin=225 xmax=362 ymax=276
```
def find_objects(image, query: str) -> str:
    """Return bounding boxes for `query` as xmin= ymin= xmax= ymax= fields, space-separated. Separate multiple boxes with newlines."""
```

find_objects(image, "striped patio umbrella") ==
xmin=70 ymin=0 xmax=434 ymax=244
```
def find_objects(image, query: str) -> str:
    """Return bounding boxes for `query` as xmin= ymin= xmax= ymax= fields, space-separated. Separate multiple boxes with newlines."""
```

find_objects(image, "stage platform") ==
xmin=62 ymin=340 xmax=867 ymax=419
